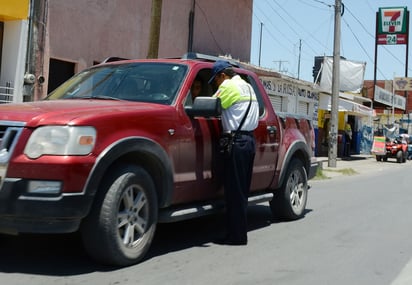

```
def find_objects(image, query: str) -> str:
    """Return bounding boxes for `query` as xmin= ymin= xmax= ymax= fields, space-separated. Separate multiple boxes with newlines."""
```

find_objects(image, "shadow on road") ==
xmin=147 ymin=204 xmax=274 ymax=258
xmin=0 ymin=203 xmax=305 ymax=275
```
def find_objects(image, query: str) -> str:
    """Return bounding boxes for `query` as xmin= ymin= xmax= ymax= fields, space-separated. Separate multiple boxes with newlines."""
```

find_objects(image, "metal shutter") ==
xmin=298 ymin=101 xmax=309 ymax=116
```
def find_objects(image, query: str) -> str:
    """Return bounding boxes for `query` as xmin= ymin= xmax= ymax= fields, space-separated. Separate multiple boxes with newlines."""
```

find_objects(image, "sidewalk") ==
xmin=315 ymin=154 xmax=377 ymax=179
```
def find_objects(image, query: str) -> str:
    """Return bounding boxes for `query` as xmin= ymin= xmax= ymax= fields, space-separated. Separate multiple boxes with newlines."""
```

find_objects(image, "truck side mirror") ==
xmin=185 ymin=97 xmax=222 ymax=118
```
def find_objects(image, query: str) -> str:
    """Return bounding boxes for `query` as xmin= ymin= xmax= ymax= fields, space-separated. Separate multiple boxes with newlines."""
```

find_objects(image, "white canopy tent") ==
xmin=319 ymin=93 xmax=373 ymax=117
xmin=318 ymin=57 xmax=366 ymax=93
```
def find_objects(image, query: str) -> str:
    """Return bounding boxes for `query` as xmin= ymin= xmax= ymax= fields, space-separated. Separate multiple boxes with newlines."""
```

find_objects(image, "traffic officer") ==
xmin=209 ymin=60 xmax=259 ymax=245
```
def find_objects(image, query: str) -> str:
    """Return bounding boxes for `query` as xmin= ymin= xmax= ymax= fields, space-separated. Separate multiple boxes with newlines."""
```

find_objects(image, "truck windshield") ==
xmin=45 ymin=62 xmax=188 ymax=105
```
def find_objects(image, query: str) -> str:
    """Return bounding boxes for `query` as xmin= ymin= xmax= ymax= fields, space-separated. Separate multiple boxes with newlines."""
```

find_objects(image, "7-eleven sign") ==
xmin=377 ymin=7 xmax=408 ymax=45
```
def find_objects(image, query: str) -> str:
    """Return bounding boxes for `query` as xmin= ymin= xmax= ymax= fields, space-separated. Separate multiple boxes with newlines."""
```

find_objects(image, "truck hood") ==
xmin=0 ymin=99 xmax=170 ymax=127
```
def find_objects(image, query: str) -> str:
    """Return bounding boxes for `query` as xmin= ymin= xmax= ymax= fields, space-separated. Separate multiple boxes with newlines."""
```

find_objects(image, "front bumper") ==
xmin=0 ymin=178 xmax=92 ymax=235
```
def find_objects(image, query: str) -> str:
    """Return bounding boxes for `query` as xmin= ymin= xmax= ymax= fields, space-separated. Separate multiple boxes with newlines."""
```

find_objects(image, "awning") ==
xmin=319 ymin=93 xmax=373 ymax=117
xmin=0 ymin=0 xmax=29 ymax=21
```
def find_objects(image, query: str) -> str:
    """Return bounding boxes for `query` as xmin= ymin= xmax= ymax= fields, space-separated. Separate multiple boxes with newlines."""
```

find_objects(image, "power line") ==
xmin=270 ymin=0 xmax=331 ymax=55
xmin=271 ymin=0 xmax=337 ymax=77
xmin=252 ymin=3 xmax=299 ymax=69
xmin=252 ymin=0 xmax=411 ymax=80
xmin=254 ymin=0 xmax=335 ymax=76
xmin=253 ymin=3 xmax=297 ymax=49
xmin=310 ymin=0 xmax=333 ymax=8
xmin=297 ymin=0 xmax=332 ymax=10
xmin=343 ymin=4 xmax=412 ymax=77
xmin=342 ymin=17 xmax=387 ymax=79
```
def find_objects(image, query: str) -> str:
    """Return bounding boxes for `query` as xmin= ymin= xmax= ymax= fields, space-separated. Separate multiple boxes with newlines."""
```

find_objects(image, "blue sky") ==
xmin=250 ymin=0 xmax=411 ymax=83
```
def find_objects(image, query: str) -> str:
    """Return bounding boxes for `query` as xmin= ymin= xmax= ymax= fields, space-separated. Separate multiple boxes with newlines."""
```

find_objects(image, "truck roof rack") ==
xmin=182 ymin=52 xmax=241 ymax=68
xmin=101 ymin=56 xmax=130 ymax=63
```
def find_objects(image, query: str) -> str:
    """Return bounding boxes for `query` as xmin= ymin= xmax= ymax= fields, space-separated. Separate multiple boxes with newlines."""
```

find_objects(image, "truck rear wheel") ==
xmin=81 ymin=164 xmax=157 ymax=266
xmin=270 ymin=158 xmax=308 ymax=220
xmin=396 ymin=151 xmax=403 ymax=163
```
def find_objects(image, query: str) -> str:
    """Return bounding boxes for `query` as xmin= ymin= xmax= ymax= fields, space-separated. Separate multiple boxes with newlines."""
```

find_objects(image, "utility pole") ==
xmin=328 ymin=0 xmax=341 ymax=167
xmin=297 ymin=39 xmax=302 ymax=79
xmin=392 ymin=73 xmax=395 ymax=125
xmin=273 ymin=60 xmax=288 ymax=74
xmin=258 ymin=22 xmax=263 ymax=66
xmin=26 ymin=0 xmax=48 ymax=101
xmin=147 ymin=0 xmax=162 ymax=59
xmin=187 ymin=0 xmax=195 ymax=52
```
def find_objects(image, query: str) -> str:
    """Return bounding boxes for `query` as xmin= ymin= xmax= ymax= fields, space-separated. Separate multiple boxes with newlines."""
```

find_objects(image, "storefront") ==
xmin=259 ymin=75 xmax=318 ymax=122
xmin=0 ymin=0 xmax=29 ymax=21
xmin=0 ymin=0 xmax=30 ymax=103
xmin=373 ymin=85 xmax=407 ymax=136
xmin=317 ymin=92 xmax=374 ymax=156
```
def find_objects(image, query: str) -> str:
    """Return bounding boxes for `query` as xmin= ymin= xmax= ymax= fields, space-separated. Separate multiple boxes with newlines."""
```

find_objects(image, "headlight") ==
xmin=24 ymin=126 xmax=96 ymax=159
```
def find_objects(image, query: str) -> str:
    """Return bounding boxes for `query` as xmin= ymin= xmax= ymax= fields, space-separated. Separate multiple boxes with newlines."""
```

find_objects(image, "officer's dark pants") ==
xmin=222 ymin=133 xmax=256 ymax=243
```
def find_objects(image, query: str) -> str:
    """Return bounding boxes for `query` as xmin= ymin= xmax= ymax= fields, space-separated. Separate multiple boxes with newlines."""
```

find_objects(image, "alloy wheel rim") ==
xmin=288 ymin=171 xmax=305 ymax=210
xmin=117 ymin=185 xmax=149 ymax=248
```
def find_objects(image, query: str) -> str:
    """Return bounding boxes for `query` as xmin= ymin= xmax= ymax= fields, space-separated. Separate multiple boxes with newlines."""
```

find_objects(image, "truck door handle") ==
xmin=267 ymin=125 xmax=277 ymax=135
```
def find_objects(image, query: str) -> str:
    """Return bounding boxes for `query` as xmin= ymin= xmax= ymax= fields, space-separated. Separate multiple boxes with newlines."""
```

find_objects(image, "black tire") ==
xmin=376 ymin=155 xmax=382 ymax=162
xmin=270 ymin=158 xmax=308 ymax=220
xmin=81 ymin=164 xmax=157 ymax=266
xmin=396 ymin=151 xmax=403 ymax=163
xmin=383 ymin=156 xmax=388 ymax=162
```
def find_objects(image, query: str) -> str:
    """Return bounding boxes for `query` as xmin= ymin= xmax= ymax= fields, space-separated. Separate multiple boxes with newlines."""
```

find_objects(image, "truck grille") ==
xmin=0 ymin=121 xmax=25 ymax=164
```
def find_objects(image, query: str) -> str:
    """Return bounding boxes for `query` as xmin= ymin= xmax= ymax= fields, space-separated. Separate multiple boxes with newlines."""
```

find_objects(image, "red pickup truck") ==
xmin=0 ymin=53 xmax=317 ymax=266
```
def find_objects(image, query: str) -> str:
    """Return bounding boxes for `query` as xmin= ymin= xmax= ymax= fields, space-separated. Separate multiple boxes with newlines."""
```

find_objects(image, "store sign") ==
xmin=259 ymin=77 xmax=317 ymax=100
xmin=0 ymin=0 xmax=29 ymax=21
xmin=374 ymin=85 xmax=406 ymax=110
xmin=377 ymin=7 xmax=408 ymax=45
xmin=259 ymin=76 xmax=318 ymax=119
xmin=394 ymin=77 xmax=412 ymax=91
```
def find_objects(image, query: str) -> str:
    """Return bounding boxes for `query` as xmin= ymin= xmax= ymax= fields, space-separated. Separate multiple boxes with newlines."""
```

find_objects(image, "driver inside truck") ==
xmin=185 ymin=75 xmax=204 ymax=106
xmin=191 ymin=76 xmax=203 ymax=101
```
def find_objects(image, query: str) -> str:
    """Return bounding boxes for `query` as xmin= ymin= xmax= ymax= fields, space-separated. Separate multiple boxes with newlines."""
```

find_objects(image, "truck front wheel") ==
xmin=270 ymin=158 xmax=308 ymax=220
xmin=81 ymin=164 xmax=158 ymax=266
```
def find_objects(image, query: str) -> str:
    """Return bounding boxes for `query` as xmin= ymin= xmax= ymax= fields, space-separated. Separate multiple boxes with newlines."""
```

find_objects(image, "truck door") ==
xmin=245 ymin=75 xmax=280 ymax=191
xmin=172 ymin=69 xmax=223 ymax=204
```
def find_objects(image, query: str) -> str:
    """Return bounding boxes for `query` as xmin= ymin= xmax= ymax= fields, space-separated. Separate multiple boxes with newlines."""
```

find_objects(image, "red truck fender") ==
xmin=276 ymin=139 xmax=313 ymax=189
xmin=84 ymin=137 xmax=174 ymax=209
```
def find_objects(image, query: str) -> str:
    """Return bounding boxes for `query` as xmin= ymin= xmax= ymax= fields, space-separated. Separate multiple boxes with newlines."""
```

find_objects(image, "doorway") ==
xmin=48 ymin=58 xmax=75 ymax=94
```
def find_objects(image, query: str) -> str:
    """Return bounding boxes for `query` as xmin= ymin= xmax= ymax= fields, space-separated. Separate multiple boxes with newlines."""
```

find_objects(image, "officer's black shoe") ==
xmin=213 ymin=236 xmax=247 ymax=246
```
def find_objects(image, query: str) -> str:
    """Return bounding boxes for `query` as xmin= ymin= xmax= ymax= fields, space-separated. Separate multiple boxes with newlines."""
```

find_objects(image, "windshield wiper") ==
xmin=78 ymin=95 xmax=122 ymax=101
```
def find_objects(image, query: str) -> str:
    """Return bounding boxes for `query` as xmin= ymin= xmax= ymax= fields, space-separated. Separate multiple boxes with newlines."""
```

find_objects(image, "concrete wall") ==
xmin=47 ymin=0 xmax=252 ymax=68
xmin=190 ymin=0 xmax=252 ymax=61
xmin=35 ymin=0 xmax=252 ymax=99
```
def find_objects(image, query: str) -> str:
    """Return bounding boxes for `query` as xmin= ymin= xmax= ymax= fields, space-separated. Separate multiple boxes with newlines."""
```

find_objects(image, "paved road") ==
xmin=316 ymin=155 xmax=409 ymax=179
xmin=1 ymin=157 xmax=411 ymax=285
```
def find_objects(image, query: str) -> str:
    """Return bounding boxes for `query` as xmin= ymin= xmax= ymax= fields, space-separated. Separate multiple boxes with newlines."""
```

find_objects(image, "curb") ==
xmin=314 ymin=155 xmax=374 ymax=179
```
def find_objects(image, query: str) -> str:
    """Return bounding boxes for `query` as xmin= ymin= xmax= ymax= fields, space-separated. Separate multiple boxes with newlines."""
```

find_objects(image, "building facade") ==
xmin=0 ymin=0 xmax=30 ymax=103
xmin=364 ymin=80 xmax=412 ymax=135
xmin=0 ymin=0 xmax=253 ymax=101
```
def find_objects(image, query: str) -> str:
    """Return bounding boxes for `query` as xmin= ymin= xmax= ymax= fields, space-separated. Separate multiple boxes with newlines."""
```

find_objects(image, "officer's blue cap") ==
xmin=208 ymin=60 xmax=232 ymax=84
